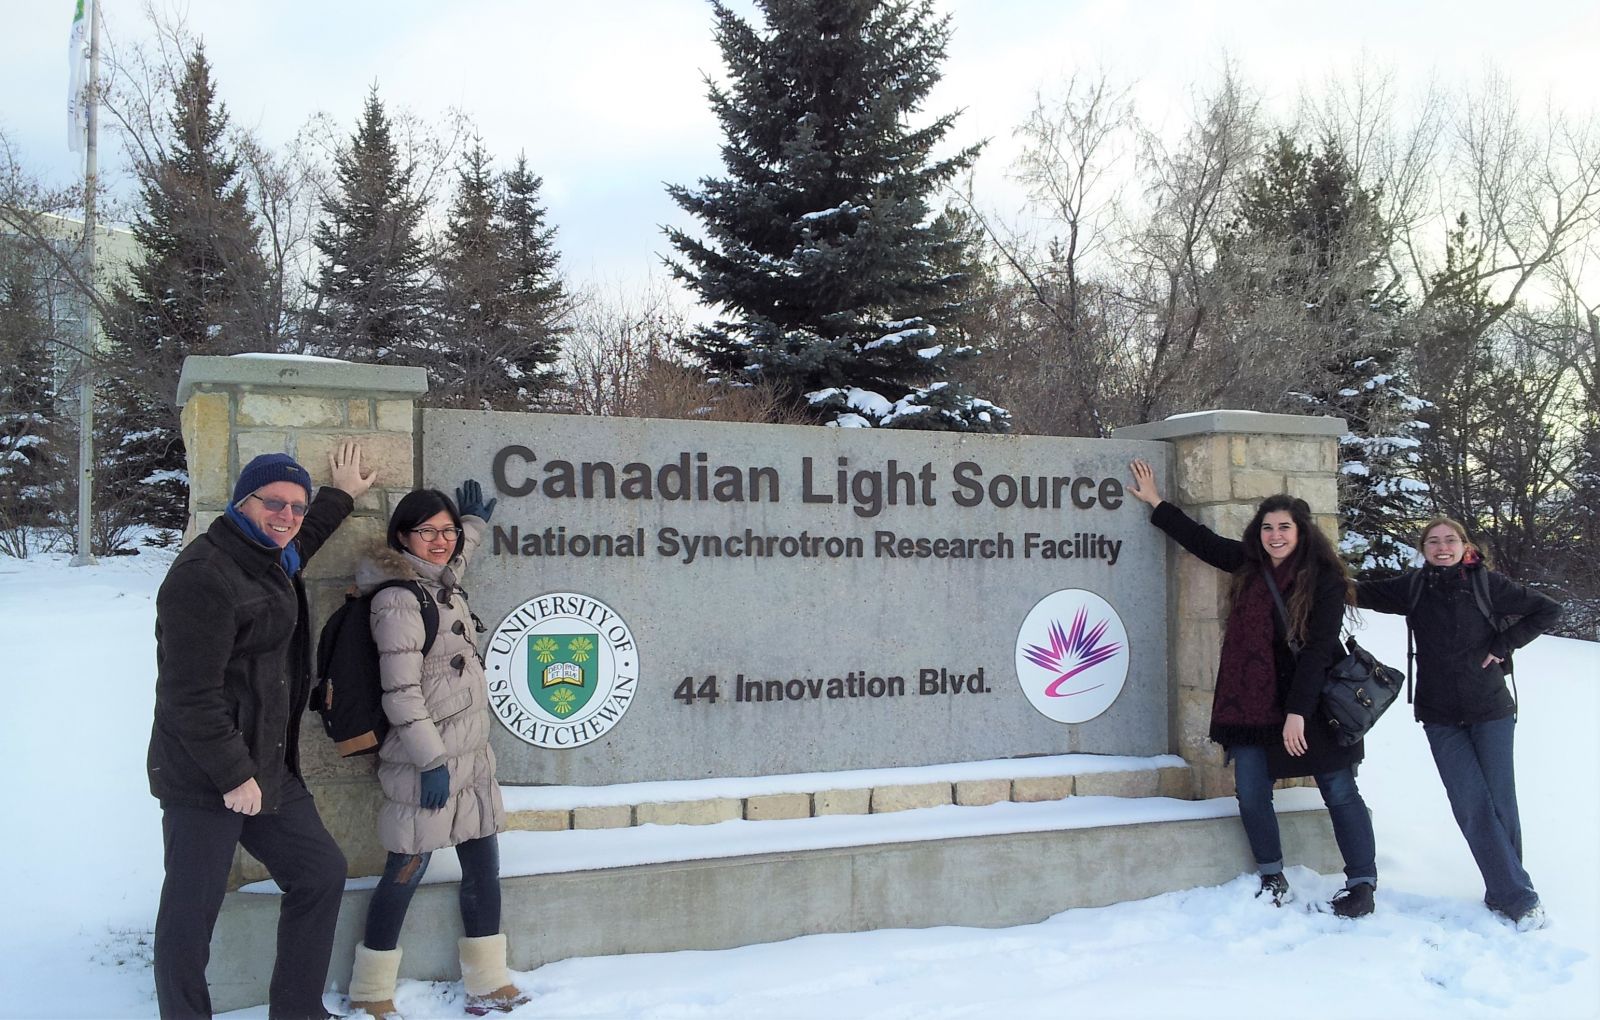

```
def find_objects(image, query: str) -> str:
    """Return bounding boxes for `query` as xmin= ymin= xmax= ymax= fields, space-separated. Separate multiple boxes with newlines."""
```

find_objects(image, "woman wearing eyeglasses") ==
xmin=346 ymin=481 xmax=530 ymax=1018
xmin=1354 ymin=517 xmax=1562 ymax=932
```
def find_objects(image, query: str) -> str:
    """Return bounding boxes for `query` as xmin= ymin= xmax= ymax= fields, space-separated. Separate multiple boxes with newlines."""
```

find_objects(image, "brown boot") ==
xmin=458 ymin=934 xmax=530 ymax=1015
xmin=347 ymin=943 xmax=403 ymax=1020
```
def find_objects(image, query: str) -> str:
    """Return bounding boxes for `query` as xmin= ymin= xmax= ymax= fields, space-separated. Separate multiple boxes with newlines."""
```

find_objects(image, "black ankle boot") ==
xmin=1256 ymin=872 xmax=1292 ymax=906
xmin=1330 ymin=883 xmax=1375 ymax=918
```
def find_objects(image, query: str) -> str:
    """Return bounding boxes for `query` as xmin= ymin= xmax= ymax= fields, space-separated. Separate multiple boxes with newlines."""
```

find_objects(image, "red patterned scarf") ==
xmin=1210 ymin=562 xmax=1295 ymax=745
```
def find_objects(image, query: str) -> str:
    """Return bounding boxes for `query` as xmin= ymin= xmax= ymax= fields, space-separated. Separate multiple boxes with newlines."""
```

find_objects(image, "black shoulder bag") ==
xmin=1262 ymin=568 xmax=1404 ymax=747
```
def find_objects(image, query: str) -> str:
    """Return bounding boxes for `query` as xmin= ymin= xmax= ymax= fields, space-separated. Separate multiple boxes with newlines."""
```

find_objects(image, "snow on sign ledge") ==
xmin=1114 ymin=409 xmax=1346 ymax=441
xmin=240 ymin=787 xmax=1333 ymax=893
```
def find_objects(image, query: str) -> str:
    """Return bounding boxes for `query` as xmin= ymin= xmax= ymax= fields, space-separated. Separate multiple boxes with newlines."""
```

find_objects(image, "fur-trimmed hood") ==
xmin=355 ymin=541 xmax=462 ymax=593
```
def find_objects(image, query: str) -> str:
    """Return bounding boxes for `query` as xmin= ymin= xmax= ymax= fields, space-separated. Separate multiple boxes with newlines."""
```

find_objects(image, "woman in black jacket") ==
xmin=1356 ymin=517 xmax=1562 ymax=931
xmin=1129 ymin=459 xmax=1377 ymax=917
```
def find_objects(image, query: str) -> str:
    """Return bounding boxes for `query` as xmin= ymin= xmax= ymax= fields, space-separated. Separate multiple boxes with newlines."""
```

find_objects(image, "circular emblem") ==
xmin=484 ymin=592 xmax=638 ymax=748
xmin=1014 ymin=588 xmax=1130 ymax=724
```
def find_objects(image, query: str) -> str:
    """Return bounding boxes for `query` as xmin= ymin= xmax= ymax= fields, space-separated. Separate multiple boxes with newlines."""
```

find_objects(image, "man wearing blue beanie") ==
xmin=149 ymin=441 xmax=377 ymax=1019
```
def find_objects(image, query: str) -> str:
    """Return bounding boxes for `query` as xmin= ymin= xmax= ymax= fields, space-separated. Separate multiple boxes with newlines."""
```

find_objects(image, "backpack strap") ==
xmin=1405 ymin=570 xmax=1425 ymax=708
xmin=1469 ymin=566 xmax=1496 ymax=624
xmin=371 ymin=579 xmax=440 ymax=657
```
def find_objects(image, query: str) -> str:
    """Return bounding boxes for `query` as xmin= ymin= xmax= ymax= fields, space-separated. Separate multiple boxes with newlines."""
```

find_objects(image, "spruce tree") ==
xmin=500 ymin=154 xmax=568 ymax=403
xmin=102 ymin=45 xmax=268 ymax=531
xmin=1231 ymin=134 xmax=1425 ymax=575
xmin=1404 ymin=214 xmax=1498 ymax=564
xmin=312 ymin=87 xmax=432 ymax=362
xmin=665 ymin=0 xmax=1005 ymax=430
xmin=433 ymin=140 xmax=502 ymax=406
xmin=433 ymin=144 xmax=567 ymax=408
xmin=1566 ymin=411 xmax=1600 ymax=632
xmin=0 ymin=246 xmax=66 ymax=549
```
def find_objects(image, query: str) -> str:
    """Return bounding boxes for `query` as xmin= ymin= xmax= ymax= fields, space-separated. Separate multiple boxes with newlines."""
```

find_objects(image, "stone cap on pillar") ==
xmin=1112 ymin=410 xmax=1345 ymax=441
xmin=177 ymin=353 xmax=429 ymax=404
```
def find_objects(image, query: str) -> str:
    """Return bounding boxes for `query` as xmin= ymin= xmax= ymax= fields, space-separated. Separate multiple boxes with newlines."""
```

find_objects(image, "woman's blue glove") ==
xmin=419 ymin=765 xmax=450 ymax=810
xmin=455 ymin=480 xmax=496 ymax=522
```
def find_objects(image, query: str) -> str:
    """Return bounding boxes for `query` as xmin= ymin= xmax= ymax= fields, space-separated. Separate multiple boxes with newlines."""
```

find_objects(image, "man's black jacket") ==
xmin=147 ymin=488 xmax=353 ymax=811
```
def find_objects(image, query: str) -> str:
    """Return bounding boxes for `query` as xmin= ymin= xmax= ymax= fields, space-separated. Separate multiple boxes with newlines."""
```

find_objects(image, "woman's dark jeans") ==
xmin=1424 ymin=716 xmax=1538 ymax=916
xmin=363 ymin=833 xmax=502 ymax=951
xmin=1232 ymin=744 xmax=1377 ymax=889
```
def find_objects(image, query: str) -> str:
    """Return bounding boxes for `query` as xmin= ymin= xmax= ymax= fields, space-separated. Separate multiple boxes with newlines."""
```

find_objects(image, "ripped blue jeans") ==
xmin=363 ymin=833 xmax=502 ymax=951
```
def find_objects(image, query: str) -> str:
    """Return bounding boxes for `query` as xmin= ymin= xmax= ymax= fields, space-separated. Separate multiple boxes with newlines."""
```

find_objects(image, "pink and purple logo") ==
xmin=1014 ymin=589 xmax=1130 ymax=723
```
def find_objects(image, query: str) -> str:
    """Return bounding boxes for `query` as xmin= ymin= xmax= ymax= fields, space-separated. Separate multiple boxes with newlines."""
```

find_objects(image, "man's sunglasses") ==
xmin=249 ymin=493 xmax=309 ymax=517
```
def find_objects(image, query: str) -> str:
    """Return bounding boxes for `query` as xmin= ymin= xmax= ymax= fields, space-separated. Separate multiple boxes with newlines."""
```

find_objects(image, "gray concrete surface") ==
xmin=207 ymin=808 xmax=1340 ymax=1012
xmin=423 ymin=410 xmax=1176 ymax=784
xmin=176 ymin=354 xmax=428 ymax=404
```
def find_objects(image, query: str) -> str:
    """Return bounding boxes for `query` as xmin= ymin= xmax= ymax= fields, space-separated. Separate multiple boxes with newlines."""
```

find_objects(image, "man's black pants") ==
xmin=154 ymin=779 xmax=346 ymax=1019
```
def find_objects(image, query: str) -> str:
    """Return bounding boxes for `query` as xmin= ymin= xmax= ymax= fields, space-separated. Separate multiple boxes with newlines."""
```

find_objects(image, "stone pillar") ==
xmin=1112 ymin=411 xmax=1345 ymax=800
xmin=176 ymin=355 xmax=429 ymax=884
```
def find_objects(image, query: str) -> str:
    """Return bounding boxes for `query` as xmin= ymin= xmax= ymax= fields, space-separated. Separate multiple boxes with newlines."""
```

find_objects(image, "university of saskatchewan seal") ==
xmin=1014 ymin=588 xmax=1129 ymax=724
xmin=484 ymin=592 xmax=638 ymax=748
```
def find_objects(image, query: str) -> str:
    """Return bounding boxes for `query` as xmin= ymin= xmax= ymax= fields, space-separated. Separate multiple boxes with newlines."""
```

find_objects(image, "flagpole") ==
xmin=69 ymin=0 xmax=98 ymax=567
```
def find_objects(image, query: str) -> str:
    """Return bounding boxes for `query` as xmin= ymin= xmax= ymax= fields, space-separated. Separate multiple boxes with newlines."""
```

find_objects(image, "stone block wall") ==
xmin=176 ymin=355 xmax=429 ymax=886
xmin=1112 ymin=411 xmax=1346 ymax=798
xmin=495 ymin=761 xmax=1193 ymax=833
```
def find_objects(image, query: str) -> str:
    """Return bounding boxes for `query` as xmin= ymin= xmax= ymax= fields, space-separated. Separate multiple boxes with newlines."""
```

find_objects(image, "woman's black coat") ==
xmin=1151 ymin=501 xmax=1361 ymax=779
xmin=1357 ymin=562 xmax=1561 ymax=725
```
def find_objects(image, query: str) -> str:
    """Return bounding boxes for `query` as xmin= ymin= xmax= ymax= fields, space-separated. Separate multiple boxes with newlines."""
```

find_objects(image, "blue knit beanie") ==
xmin=233 ymin=453 xmax=313 ymax=507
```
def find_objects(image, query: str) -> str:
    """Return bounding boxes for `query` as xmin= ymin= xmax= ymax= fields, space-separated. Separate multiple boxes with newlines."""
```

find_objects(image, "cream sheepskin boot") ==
xmin=347 ymin=943 xmax=403 ymax=1020
xmin=458 ymin=934 xmax=530 ymax=1015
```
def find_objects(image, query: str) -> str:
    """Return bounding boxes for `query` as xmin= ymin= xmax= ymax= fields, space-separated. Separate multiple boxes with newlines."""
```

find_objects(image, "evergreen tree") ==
xmin=0 ymin=246 xmax=66 ymax=549
xmin=312 ymin=87 xmax=432 ymax=362
xmin=1412 ymin=222 xmax=1578 ymax=585
xmin=1230 ymin=133 xmax=1425 ymax=575
xmin=432 ymin=144 xmax=567 ymax=408
xmin=1566 ymin=406 xmax=1600 ymax=633
xmin=433 ymin=140 xmax=502 ymax=406
xmin=665 ymin=0 xmax=1005 ymax=430
xmin=499 ymin=153 xmax=568 ymax=403
xmin=102 ymin=45 xmax=269 ymax=530
xmin=1413 ymin=216 xmax=1498 ymax=534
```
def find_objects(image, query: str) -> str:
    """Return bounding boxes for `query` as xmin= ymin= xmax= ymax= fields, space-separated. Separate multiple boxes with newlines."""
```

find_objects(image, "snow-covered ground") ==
xmin=1 ymin=549 xmax=1595 ymax=1019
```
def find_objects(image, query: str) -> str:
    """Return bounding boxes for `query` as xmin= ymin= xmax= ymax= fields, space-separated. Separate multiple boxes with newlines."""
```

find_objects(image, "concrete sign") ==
xmin=422 ymin=410 xmax=1171 ymax=785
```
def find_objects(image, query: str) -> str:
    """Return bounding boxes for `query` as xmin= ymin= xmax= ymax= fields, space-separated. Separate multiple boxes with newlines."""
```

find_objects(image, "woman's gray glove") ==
xmin=419 ymin=765 xmax=450 ymax=810
xmin=455 ymin=480 xmax=496 ymax=522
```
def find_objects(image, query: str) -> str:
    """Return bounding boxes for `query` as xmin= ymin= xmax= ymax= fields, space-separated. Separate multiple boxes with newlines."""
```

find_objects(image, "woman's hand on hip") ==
xmin=1283 ymin=713 xmax=1308 ymax=757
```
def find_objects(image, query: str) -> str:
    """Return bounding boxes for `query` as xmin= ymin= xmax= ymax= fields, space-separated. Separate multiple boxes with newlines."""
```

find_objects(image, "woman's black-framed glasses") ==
xmin=248 ymin=494 xmax=309 ymax=517
xmin=410 ymin=526 xmax=462 ymax=541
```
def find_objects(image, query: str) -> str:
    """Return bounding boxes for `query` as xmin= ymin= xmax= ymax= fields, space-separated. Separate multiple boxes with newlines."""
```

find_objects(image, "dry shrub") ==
xmin=630 ymin=359 xmax=812 ymax=425
xmin=558 ymin=280 xmax=812 ymax=426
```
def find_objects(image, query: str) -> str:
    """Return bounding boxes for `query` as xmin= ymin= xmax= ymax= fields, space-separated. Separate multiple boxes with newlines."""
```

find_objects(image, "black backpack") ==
xmin=313 ymin=580 xmax=438 ymax=757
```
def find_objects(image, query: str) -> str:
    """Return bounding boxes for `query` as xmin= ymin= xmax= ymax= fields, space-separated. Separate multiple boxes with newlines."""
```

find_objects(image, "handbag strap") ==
xmin=1259 ymin=566 xmax=1306 ymax=657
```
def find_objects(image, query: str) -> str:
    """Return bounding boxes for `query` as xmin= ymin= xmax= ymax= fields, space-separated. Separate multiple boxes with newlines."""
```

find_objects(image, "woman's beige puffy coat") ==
xmin=356 ymin=516 xmax=504 ymax=855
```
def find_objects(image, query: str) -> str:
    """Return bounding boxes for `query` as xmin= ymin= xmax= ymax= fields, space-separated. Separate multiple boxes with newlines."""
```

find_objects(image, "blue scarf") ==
xmin=226 ymin=504 xmax=303 ymax=577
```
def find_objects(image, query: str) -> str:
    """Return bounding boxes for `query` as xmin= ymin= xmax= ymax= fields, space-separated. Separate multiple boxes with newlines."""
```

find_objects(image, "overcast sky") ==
xmin=5 ymin=1 xmax=1596 ymax=294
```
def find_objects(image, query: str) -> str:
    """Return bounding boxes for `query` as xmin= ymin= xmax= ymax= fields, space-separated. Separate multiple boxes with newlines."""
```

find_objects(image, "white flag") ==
xmin=68 ymin=0 xmax=91 ymax=153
